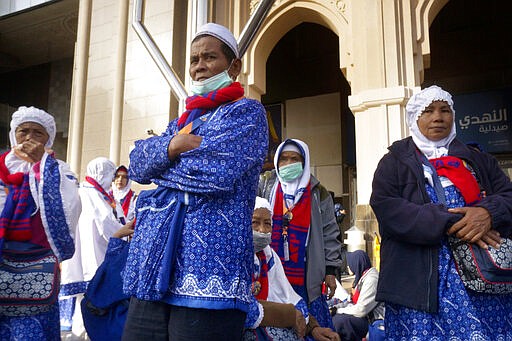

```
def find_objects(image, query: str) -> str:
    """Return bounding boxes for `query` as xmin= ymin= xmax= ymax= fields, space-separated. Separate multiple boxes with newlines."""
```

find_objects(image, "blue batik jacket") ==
xmin=123 ymin=97 xmax=268 ymax=312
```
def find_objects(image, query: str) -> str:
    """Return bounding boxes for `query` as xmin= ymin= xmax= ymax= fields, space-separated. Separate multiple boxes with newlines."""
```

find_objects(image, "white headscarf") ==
xmin=9 ymin=106 xmax=56 ymax=148
xmin=194 ymin=23 xmax=239 ymax=58
xmin=6 ymin=106 xmax=57 ymax=173
xmin=86 ymin=157 xmax=116 ymax=191
xmin=406 ymin=85 xmax=456 ymax=159
xmin=111 ymin=165 xmax=132 ymax=202
xmin=273 ymin=139 xmax=311 ymax=208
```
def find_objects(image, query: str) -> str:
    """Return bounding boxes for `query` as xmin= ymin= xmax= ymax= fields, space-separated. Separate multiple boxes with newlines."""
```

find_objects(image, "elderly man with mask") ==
xmin=0 ymin=106 xmax=81 ymax=340
xmin=258 ymin=139 xmax=343 ymax=341
xmin=122 ymin=23 xmax=268 ymax=341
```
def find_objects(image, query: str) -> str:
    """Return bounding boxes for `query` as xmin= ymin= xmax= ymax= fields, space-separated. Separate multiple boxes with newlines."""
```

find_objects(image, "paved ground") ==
xmin=60 ymin=331 xmax=89 ymax=340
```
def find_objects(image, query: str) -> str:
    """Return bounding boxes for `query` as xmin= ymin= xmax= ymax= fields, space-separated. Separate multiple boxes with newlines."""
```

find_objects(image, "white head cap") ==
xmin=9 ymin=106 xmax=56 ymax=148
xmin=194 ymin=23 xmax=239 ymax=58
xmin=254 ymin=196 xmax=272 ymax=215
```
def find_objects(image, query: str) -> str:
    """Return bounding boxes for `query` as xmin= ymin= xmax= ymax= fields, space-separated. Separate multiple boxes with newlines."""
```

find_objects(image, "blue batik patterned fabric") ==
xmin=386 ymin=178 xmax=512 ymax=340
xmin=0 ymin=301 xmax=60 ymax=340
xmin=0 ymin=153 xmax=79 ymax=339
xmin=124 ymin=98 xmax=268 ymax=312
xmin=243 ymin=326 xmax=302 ymax=341
xmin=303 ymin=295 xmax=336 ymax=341
xmin=39 ymin=154 xmax=77 ymax=261
xmin=59 ymin=296 xmax=75 ymax=331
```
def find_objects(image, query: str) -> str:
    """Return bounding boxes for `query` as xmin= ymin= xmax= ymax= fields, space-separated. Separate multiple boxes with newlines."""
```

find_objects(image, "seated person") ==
xmin=332 ymin=250 xmax=384 ymax=341
xmin=244 ymin=197 xmax=340 ymax=341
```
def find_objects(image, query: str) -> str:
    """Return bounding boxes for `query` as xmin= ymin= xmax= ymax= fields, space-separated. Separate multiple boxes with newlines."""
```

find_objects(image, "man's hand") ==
xmin=324 ymin=274 xmax=336 ymax=300
xmin=311 ymin=327 xmax=340 ymax=341
xmin=448 ymin=206 xmax=500 ymax=249
xmin=168 ymin=134 xmax=202 ymax=161
xmin=293 ymin=309 xmax=306 ymax=339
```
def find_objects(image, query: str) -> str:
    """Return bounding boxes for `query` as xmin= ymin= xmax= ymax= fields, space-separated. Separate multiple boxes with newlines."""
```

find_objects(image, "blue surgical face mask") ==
xmin=278 ymin=162 xmax=303 ymax=182
xmin=190 ymin=62 xmax=234 ymax=95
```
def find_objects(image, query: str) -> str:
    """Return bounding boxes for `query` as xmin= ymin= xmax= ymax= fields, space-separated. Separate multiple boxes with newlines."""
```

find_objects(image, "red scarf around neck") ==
xmin=429 ymin=156 xmax=482 ymax=205
xmin=120 ymin=190 xmax=134 ymax=217
xmin=85 ymin=176 xmax=116 ymax=209
xmin=0 ymin=151 xmax=35 ymax=242
xmin=252 ymin=251 xmax=269 ymax=300
xmin=271 ymin=183 xmax=311 ymax=287
xmin=177 ymin=82 xmax=244 ymax=130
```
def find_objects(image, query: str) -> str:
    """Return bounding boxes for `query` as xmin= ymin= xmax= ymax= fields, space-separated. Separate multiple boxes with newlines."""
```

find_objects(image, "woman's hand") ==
xmin=113 ymin=220 xmax=135 ymax=239
xmin=448 ymin=207 xmax=500 ymax=248
xmin=293 ymin=309 xmax=306 ymax=339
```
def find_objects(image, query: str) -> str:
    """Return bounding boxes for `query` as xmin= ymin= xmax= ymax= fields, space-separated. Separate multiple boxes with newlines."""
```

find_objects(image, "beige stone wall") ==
xmin=354 ymin=203 xmax=379 ymax=267
xmin=79 ymin=0 xmax=116 ymax=177
xmin=78 ymin=0 xmax=175 ymax=180
xmin=73 ymin=0 xmax=445 ymax=197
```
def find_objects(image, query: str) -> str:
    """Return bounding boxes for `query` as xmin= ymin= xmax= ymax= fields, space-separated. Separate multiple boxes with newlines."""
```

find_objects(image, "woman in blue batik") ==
xmin=122 ymin=23 xmax=268 ymax=341
xmin=0 ymin=106 xmax=81 ymax=340
xmin=371 ymin=85 xmax=512 ymax=339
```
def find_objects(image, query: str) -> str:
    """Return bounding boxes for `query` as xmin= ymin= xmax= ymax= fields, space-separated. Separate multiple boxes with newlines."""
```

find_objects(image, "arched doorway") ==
xmin=425 ymin=0 xmax=512 ymax=174
xmin=261 ymin=22 xmax=355 ymax=233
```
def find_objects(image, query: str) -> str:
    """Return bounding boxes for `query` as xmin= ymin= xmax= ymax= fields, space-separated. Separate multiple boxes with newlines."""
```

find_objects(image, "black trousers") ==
xmin=332 ymin=313 xmax=369 ymax=341
xmin=122 ymin=297 xmax=247 ymax=341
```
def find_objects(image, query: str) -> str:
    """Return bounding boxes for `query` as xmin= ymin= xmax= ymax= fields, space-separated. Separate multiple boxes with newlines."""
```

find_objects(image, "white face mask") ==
xmin=190 ymin=61 xmax=235 ymax=95
xmin=253 ymin=230 xmax=272 ymax=253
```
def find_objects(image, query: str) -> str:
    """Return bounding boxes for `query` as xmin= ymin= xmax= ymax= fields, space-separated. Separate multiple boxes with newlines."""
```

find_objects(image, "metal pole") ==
xmin=238 ymin=0 xmax=276 ymax=57
xmin=132 ymin=0 xmax=276 ymax=114
xmin=132 ymin=0 xmax=188 ymax=113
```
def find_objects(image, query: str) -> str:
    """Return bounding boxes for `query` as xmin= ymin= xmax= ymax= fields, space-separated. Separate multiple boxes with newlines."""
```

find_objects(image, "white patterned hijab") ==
xmin=406 ymin=85 xmax=456 ymax=159
xmin=9 ymin=106 xmax=56 ymax=148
